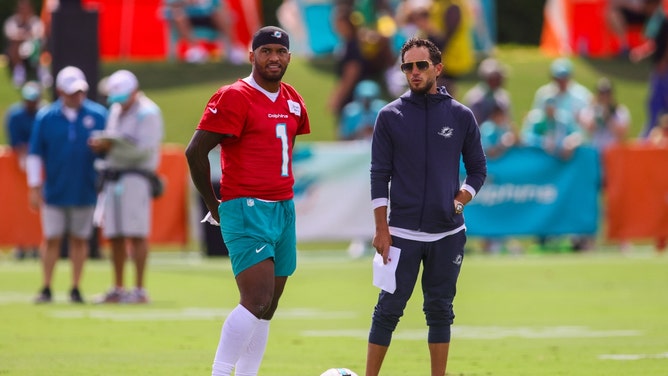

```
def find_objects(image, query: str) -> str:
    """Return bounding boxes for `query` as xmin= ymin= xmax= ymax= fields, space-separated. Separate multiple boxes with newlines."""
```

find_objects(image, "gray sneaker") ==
xmin=123 ymin=288 xmax=150 ymax=304
xmin=93 ymin=287 xmax=126 ymax=304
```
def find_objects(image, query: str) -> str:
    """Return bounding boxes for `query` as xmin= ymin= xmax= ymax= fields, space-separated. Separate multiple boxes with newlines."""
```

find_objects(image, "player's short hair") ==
xmin=400 ymin=38 xmax=442 ymax=66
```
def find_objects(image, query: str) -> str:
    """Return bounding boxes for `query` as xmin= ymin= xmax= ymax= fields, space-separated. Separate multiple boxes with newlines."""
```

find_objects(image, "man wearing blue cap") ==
xmin=186 ymin=25 xmax=310 ymax=376
xmin=5 ymin=81 xmax=43 ymax=171
xmin=4 ymin=81 xmax=44 ymax=259
xmin=89 ymin=69 xmax=164 ymax=304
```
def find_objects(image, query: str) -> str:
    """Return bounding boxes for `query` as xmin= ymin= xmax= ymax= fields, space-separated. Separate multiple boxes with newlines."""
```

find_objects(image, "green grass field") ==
xmin=1 ymin=247 xmax=667 ymax=375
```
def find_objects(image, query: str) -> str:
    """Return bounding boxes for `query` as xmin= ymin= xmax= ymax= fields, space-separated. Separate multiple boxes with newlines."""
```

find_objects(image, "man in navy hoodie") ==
xmin=366 ymin=37 xmax=487 ymax=376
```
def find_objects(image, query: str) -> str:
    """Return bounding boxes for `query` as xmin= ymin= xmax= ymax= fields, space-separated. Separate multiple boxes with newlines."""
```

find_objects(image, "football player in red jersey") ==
xmin=185 ymin=26 xmax=311 ymax=376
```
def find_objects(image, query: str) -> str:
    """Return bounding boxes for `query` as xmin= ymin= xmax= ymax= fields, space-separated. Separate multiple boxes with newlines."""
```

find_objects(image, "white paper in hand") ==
xmin=372 ymin=246 xmax=401 ymax=294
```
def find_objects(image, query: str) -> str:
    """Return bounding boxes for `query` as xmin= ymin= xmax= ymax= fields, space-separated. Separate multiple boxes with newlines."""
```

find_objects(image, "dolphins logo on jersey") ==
xmin=438 ymin=126 xmax=454 ymax=138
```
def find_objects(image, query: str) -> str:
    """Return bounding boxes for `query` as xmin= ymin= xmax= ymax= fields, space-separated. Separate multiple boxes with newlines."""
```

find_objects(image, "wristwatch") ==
xmin=454 ymin=200 xmax=464 ymax=214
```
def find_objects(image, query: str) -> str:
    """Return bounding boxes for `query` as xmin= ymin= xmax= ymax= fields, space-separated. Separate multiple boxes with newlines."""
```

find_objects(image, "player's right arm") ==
xmin=185 ymin=129 xmax=226 ymax=222
xmin=372 ymin=205 xmax=392 ymax=264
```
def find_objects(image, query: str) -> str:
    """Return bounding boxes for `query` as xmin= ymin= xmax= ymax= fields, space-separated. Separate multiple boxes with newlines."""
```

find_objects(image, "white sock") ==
xmin=234 ymin=319 xmax=271 ymax=376
xmin=211 ymin=304 xmax=260 ymax=376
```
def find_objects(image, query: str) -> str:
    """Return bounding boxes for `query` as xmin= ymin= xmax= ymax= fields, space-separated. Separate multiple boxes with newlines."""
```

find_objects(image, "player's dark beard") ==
xmin=257 ymin=65 xmax=287 ymax=82
xmin=409 ymin=76 xmax=436 ymax=96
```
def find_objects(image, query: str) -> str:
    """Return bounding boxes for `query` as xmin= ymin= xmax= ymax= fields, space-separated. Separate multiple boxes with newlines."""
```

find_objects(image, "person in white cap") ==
xmin=89 ymin=69 xmax=164 ymax=304
xmin=26 ymin=65 xmax=108 ymax=304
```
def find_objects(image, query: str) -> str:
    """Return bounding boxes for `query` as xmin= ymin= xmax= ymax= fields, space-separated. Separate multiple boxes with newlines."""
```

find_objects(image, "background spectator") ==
xmin=4 ymin=80 xmax=44 ymax=260
xmin=648 ymin=111 xmax=668 ymax=145
xmin=4 ymin=80 xmax=43 ymax=171
xmin=522 ymin=96 xmax=589 ymax=251
xmin=328 ymin=4 xmax=385 ymax=130
xmin=605 ymin=0 xmax=650 ymax=56
xmin=27 ymin=66 xmax=108 ymax=304
xmin=165 ymin=0 xmax=245 ymax=64
xmin=646 ymin=111 xmax=668 ymax=251
xmin=480 ymin=102 xmax=517 ymax=159
xmin=3 ymin=0 xmax=46 ymax=87
xmin=429 ymin=0 xmax=476 ymax=97
xmin=629 ymin=0 xmax=668 ymax=138
xmin=90 ymin=69 xmax=164 ymax=304
xmin=522 ymin=96 xmax=584 ymax=161
xmin=580 ymin=77 xmax=630 ymax=252
xmin=339 ymin=79 xmax=387 ymax=141
xmin=478 ymin=101 xmax=517 ymax=254
xmin=531 ymin=57 xmax=592 ymax=130
xmin=463 ymin=57 xmax=512 ymax=125
xmin=580 ymin=77 xmax=630 ymax=151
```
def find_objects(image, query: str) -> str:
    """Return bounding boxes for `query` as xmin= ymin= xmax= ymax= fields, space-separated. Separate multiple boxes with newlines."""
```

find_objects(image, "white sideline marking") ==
xmin=452 ymin=325 xmax=641 ymax=339
xmin=0 ymin=292 xmax=33 ymax=304
xmin=599 ymin=353 xmax=668 ymax=361
xmin=48 ymin=307 xmax=356 ymax=321
xmin=302 ymin=326 xmax=641 ymax=340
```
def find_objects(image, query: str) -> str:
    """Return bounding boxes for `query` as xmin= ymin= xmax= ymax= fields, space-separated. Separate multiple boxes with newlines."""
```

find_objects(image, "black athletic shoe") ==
xmin=34 ymin=286 xmax=52 ymax=304
xmin=70 ymin=287 xmax=84 ymax=304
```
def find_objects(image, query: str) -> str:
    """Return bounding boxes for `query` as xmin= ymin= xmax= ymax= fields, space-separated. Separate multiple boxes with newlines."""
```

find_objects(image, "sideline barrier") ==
xmin=0 ymin=145 xmax=188 ymax=248
xmin=0 ymin=148 xmax=42 ymax=247
xmin=291 ymin=144 xmax=602 ymax=240
xmin=150 ymin=144 xmax=189 ymax=246
xmin=293 ymin=141 xmax=374 ymax=241
xmin=604 ymin=144 xmax=668 ymax=241
xmin=2 ymin=143 xmax=667 ymax=248
xmin=292 ymin=143 xmax=666 ymax=241
xmin=464 ymin=146 xmax=601 ymax=237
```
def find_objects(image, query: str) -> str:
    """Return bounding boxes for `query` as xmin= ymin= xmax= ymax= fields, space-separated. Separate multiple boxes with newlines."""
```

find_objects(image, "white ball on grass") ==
xmin=320 ymin=368 xmax=358 ymax=376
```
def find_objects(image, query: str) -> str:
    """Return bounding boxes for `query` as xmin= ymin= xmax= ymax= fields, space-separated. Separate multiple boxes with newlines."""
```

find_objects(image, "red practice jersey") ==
xmin=197 ymin=79 xmax=311 ymax=201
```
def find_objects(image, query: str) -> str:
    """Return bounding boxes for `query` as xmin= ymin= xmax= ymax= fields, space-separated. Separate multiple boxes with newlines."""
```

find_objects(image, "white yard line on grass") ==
xmin=48 ymin=307 xmax=357 ymax=321
xmin=598 ymin=353 xmax=668 ymax=361
xmin=302 ymin=326 xmax=642 ymax=340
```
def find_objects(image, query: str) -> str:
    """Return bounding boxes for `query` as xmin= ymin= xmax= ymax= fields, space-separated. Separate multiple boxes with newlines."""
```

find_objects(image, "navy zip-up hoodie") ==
xmin=370 ymin=87 xmax=487 ymax=233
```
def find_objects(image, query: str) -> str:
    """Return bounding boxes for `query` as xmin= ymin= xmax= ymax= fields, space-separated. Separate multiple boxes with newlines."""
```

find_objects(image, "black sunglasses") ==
xmin=400 ymin=60 xmax=432 ymax=73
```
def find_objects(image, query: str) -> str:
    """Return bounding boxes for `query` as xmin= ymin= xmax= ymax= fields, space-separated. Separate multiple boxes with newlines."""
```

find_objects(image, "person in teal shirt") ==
xmin=339 ymin=80 xmax=387 ymax=141
xmin=522 ymin=96 xmax=584 ymax=160
xmin=479 ymin=102 xmax=516 ymax=159
xmin=531 ymin=58 xmax=592 ymax=128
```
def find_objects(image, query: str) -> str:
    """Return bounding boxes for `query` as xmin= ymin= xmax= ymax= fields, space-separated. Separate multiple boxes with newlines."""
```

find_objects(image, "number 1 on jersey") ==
xmin=275 ymin=123 xmax=289 ymax=177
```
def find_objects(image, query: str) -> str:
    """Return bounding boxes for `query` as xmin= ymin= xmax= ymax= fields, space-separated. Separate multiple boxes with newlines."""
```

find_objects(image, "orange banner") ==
xmin=604 ymin=144 xmax=668 ymax=241
xmin=0 ymin=148 xmax=42 ymax=247
xmin=0 ymin=145 xmax=189 ymax=248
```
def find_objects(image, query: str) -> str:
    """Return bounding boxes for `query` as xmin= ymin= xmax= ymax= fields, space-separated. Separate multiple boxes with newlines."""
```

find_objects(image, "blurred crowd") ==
xmin=311 ymin=0 xmax=667 ymax=145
